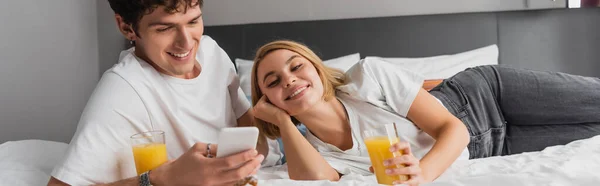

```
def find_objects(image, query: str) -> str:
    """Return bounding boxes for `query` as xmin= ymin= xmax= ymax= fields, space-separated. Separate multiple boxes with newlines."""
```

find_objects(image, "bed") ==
xmin=2 ymin=7 xmax=600 ymax=186
xmin=205 ymin=7 xmax=600 ymax=156
xmin=1 ymin=135 xmax=599 ymax=186
xmin=202 ymin=7 xmax=600 ymax=186
xmin=254 ymin=135 xmax=600 ymax=186
xmin=0 ymin=140 xmax=68 ymax=185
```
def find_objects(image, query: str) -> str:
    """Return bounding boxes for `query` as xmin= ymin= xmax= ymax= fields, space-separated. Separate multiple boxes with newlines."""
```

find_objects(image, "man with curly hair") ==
xmin=47 ymin=0 xmax=270 ymax=185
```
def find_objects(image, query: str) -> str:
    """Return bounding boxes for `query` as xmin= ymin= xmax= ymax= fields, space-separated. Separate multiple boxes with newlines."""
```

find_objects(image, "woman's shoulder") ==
xmin=336 ymin=57 xmax=401 ymax=95
xmin=343 ymin=57 xmax=413 ymax=82
xmin=334 ymin=89 xmax=389 ymax=113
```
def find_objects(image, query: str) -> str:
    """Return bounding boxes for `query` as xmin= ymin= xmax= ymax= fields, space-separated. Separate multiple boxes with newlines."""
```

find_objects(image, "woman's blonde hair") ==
xmin=251 ymin=40 xmax=346 ymax=140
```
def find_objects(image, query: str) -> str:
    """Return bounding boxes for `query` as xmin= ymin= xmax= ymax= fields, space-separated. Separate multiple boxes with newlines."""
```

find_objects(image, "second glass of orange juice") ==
xmin=131 ymin=130 xmax=168 ymax=175
xmin=363 ymin=123 xmax=409 ymax=185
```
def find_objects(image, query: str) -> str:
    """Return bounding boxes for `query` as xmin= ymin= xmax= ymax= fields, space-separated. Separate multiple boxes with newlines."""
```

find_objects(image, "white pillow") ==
xmin=0 ymin=140 xmax=68 ymax=175
xmin=0 ymin=161 xmax=52 ymax=186
xmin=235 ymin=53 xmax=360 ymax=98
xmin=321 ymin=53 xmax=361 ymax=72
xmin=366 ymin=45 xmax=498 ymax=80
xmin=234 ymin=59 xmax=254 ymax=99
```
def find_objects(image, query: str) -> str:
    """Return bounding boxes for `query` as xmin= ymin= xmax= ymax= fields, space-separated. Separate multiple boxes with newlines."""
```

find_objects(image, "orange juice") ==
xmin=364 ymin=136 xmax=409 ymax=185
xmin=132 ymin=143 xmax=168 ymax=175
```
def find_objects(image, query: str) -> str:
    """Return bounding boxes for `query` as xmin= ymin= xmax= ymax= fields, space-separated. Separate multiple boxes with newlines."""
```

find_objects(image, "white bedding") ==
xmin=0 ymin=140 xmax=68 ymax=186
xmin=256 ymin=135 xmax=600 ymax=186
xmin=1 ymin=135 xmax=599 ymax=186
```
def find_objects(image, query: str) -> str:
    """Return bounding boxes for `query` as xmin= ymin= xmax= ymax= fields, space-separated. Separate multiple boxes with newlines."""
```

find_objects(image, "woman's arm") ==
xmin=278 ymin=120 xmax=340 ymax=181
xmin=406 ymin=88 xmax=470 ymax=182
xmin=253 ymin=96 xmax=339 ymax=181
xmin=347 ymin=58 xmax=467 ymax=183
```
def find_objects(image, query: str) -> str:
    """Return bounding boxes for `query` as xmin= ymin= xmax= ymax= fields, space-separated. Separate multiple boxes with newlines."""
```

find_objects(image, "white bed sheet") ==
xmin=257 ymin=135 xmax=600 ymax=186
xmin=1 ymin=135 xmax=599 ymax=186
xmin=0 ymin=140 xmax=68 ymax=186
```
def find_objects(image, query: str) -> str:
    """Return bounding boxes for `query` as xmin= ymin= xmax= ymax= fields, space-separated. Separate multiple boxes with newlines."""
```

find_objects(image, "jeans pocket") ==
xmin=468 ymin=126 xmax=506 ymax=159
xmin=442 ymin=80 xmax=470 ymax=119
xmin=490 ymin=126 xmax=506 ymax=155
xmin=469 ymin=129 xmax=491 ymax=159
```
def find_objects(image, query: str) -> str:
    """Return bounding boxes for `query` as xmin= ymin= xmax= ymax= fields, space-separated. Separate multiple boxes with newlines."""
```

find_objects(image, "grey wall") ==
xmin=97 ymin=0 xmax=128 ymax=76
xmin=0 ymin=0 xmax=99 ymax=143
xmin=202 ymin=0 xmax=566 ymax=26
xmin=498 ymin=8 xmax=600 ymax=77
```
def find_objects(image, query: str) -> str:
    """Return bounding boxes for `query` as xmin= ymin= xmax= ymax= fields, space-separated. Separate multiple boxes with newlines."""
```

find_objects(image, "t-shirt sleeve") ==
xmin=51 ymin=72 xmax=151 ymax=185
xmin=217 ymin=46 xmax=251 ymax=119
xmin=229 ymin=82 xmax=252 ymax=118
xmin=338 ymin=58 xmax=424 ymax=117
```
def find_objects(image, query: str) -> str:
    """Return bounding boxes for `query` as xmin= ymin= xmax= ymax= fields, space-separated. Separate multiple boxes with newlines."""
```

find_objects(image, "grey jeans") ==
xmin=430 ymin=65 xmax=600 ymax=159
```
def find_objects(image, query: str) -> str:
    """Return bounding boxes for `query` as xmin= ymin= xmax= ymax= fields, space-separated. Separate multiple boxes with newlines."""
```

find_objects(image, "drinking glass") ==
xmin=131 ymin=130 xmax=168 ymax=175
xmin=363 ymin=123 xmax=409 ymax=185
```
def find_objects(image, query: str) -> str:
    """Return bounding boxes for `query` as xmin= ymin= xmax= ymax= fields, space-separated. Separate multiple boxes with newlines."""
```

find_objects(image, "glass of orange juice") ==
xmin=130 ymin=130 xmax=168 ymax=175
xmin=363 ymin=123 xmax=409 ymax=185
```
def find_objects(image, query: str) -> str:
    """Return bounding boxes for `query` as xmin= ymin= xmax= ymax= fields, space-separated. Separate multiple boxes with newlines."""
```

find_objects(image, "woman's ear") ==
xmin=114 ymin=14 xmax=136 ymax=41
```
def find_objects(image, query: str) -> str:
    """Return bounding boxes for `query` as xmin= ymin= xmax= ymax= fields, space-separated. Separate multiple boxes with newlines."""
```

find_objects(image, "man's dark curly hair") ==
xmin=107 ymin=0 xmax=204 ymax=36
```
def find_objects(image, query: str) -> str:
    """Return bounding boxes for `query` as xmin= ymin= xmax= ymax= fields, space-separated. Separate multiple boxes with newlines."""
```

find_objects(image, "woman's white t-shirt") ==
xmin=306 ymin=58 xmax=470 ymax=175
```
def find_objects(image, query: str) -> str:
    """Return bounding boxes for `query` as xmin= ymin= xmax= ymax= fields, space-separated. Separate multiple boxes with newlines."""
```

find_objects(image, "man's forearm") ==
xmin=48 ymin=176 xmax=140 ymax=186
xmin=257 ymin=134 xmax=269 ymax=157
xmin=93 ymin=177 xmax=138 ymax=186
xmin=94 ymin=169 xmax=164 ymax=186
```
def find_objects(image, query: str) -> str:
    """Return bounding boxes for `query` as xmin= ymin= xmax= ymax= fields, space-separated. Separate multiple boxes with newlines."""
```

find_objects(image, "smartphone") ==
xmin=215 ymin=127 xmax=259 ymax=158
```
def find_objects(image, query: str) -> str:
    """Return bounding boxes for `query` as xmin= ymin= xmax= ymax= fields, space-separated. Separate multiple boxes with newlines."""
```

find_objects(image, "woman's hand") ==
xmin=384 ymin=141 xmax=426 ymax=186
xmin=253 ymin=95 xmax=292 ymax=127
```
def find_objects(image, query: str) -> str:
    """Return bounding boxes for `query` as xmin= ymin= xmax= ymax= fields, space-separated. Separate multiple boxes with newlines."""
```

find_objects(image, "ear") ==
xmin=114 ymin=14 xmax=137 ymax=41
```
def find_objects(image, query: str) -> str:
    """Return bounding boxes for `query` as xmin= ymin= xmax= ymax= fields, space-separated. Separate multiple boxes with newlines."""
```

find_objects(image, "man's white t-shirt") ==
xmin=50 ymin=36 xmax=271 ymax=185
xmin=306 ymin=58 xmax=470 ymax=175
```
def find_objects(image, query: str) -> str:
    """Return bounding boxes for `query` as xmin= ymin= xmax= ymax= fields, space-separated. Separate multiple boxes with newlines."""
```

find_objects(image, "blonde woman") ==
xmin=250 ymin=40 xmax=600 ymax=185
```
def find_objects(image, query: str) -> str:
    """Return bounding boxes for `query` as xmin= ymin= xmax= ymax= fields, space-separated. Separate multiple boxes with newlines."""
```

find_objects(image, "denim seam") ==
xmin=447 ymin=80 xmax=470 ymax=117
xmin=473 ymin=66 xmax=507 ymax=125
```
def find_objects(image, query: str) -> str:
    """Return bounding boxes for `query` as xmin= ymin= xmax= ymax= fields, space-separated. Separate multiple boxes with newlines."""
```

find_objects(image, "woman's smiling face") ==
xmin=255 ymin=49 xmax=325 ymax=116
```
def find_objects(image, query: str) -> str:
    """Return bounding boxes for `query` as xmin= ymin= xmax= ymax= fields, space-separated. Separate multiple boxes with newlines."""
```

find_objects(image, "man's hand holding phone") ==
xmin=150 ymin=140 xmax=263 ymax=186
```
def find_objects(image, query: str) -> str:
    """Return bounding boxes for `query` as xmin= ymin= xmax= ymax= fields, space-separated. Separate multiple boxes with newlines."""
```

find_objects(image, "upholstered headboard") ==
xmin=205 ymin=8 xmax=600 ymax=77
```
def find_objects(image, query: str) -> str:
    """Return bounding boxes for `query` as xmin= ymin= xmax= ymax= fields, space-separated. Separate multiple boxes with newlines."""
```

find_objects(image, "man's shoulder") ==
xmin=109 ymin=48 xmax=143 ymax=73
xmin=200 ymin=35 xmax=217 ymax=46
xmin=197 ymin=35 xmax=236 ymax=75
xmin=198 ymin=35 xmax=220 ymax=55
xmin=198 ymin=35 xmax=231 ymax=62
xmin=91 ymin=71 xmax=139 ymax=104
xmin=105 ymin=48 xmax=163 ymax=87
xmin=93 ymin=62 xmax=152 ymax=107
